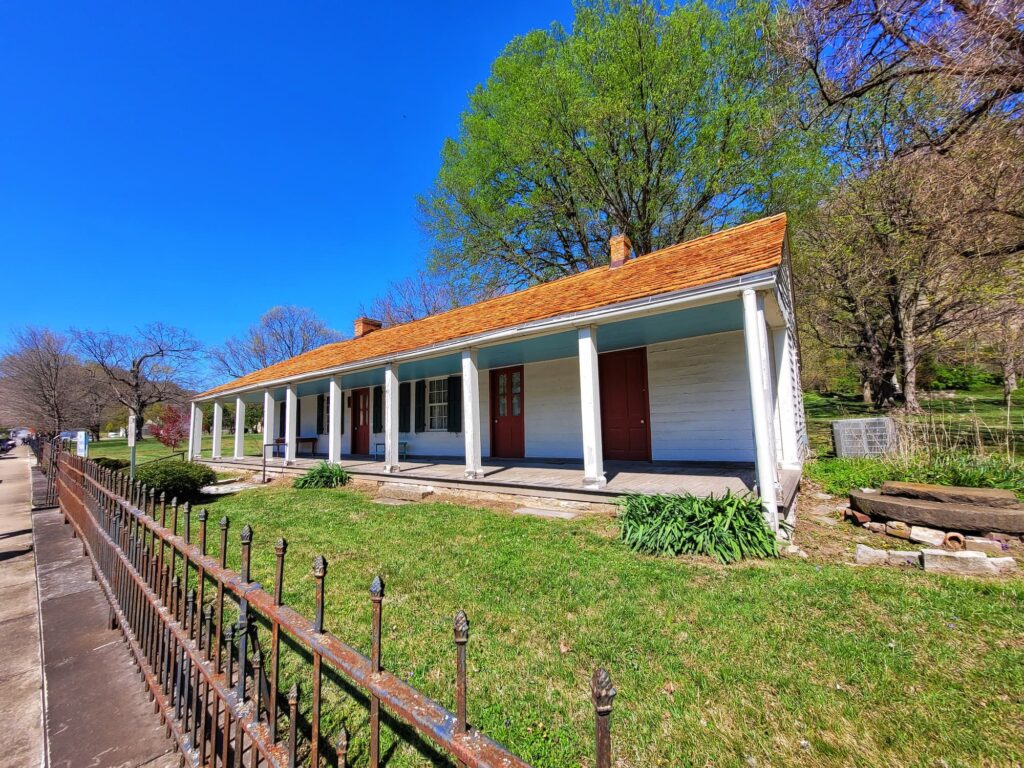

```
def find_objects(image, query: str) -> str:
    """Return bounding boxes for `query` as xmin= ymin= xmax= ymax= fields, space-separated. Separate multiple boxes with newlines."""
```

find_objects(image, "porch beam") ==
xmin=383 ymin=363 xmax=400 ymax=472
xmin=234 ymin=396 xmax=246 ymax=459
xmin=262 ymin=389 xmax=274 ymax=459
xmin=284 ymin=384 xmax=297 ymax=464
xmin=328 ymin=376 xmax=342 ymax=463
xmin=461 ymin=349 xmax=483 ymax=479
xmin=211 ymin=401 xmax=223 ymax=458
xmin=742 ymin=289 xmax=779 ymax=532
xmin=577 ymin=325 xmax=606 ymax=489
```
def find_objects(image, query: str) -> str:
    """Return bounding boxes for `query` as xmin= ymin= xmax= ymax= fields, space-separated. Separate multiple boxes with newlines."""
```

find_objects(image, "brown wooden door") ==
xmin=490 ymin=366 xmax=525 ymax=458
xmin=351 ymin=388 xmax=370 ymax=455
xmin=599 ymin=348 xmax=651 ymax=461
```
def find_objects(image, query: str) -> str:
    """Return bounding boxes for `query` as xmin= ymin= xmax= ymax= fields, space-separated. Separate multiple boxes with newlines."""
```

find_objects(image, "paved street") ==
xmin=0 ymin=447 xmax=177 ymax=768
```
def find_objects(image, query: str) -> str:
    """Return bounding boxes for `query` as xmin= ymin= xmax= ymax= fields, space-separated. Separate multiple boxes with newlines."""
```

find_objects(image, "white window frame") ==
xmin=426 ymin=378 xmax=448 ymax=431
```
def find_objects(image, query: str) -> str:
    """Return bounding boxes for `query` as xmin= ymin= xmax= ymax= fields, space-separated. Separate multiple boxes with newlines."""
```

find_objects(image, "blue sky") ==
xmin=0 ymin=1 xmax=573 ymax=355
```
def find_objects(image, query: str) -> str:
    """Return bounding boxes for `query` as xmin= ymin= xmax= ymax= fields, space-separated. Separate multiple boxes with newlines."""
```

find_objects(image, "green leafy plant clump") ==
xmin=808 ymin=451 xmax=1024 ymax=499
xmin=93 ymin=456 xmax=130 ymax=471
xmin=618 ymin=491 xmax=778 ymax=564
xmin=133 ymin=461 xmax=217 ymax=500
xmin=293 ymin=461 xmax=351 ymax=489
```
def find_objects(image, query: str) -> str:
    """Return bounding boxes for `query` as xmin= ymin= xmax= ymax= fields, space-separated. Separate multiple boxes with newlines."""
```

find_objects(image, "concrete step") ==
xmin=376 ymin=483 xmax=434 ymax=502
xmin=850 ymin=489 xmax=1024 ymax=534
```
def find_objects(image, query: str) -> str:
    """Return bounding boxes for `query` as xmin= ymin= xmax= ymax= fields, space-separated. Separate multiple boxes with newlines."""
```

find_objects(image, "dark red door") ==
xmin=490 ymin=366 xmax=525 ymax=458
xmin=599 ymin=348 xmax=651 ymax=461
xmin=351 ymin=388 xmax=370 ymax=455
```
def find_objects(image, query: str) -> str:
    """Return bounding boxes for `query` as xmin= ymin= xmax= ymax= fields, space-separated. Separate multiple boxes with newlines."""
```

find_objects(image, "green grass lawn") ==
xmin=185 ymin=484 xmax=1024 ymax=768
xmin=87 ymin=432 xmax=266 ymax=463
xmin=805 ymin=384 xmax=1024 ymax=457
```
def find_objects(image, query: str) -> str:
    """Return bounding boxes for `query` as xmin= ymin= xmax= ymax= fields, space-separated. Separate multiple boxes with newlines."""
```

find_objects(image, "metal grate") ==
xmin=831 ymin=417 xmax=897 ymax=458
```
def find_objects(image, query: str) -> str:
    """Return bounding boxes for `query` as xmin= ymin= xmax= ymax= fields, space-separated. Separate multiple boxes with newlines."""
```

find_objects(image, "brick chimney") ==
xmin=609 ymin=233 xmax=633 ymax=268
xmin=353 ymin=317 xmax=383 ymax=338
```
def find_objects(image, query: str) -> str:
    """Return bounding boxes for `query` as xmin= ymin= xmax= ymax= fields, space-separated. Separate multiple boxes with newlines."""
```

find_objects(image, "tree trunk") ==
xmin=901 ymin=331 xmax=921 ymax=413
xmin=862 ymin=379 xmax=873 ymax=404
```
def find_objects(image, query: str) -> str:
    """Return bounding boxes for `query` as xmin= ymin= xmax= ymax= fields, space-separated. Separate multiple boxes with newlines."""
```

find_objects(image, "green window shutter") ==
xmin=340 ymin=392 xmax=344 ymax=433
xmin=398 ymin=382 xmax=411 ymax=433
xmin=414 ymin=380 xmax=426 ymax=433
xmin=297 ymin=399 xmax=302 ymax=436
xmin=278 ymin=401 xmax=285 ymax=437
xmin=446 ymin=375 xmax=462 ymax=433
xmin=316 ymin=394 xmax=325 ymax=435
xmin=372 ymin=386 xmax=383 ymax=433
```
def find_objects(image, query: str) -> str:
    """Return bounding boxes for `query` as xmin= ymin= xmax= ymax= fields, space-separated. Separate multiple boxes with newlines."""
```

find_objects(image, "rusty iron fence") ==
xmin=52 ymin=446 xmax=618 ymax=767
xmin=29 ymin=437 xmax=60 ymax=508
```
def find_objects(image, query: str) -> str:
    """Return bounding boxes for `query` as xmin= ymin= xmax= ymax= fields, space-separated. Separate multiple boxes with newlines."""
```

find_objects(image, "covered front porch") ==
xmin=191 ymin=282 xmax=805 ymax=528
xmin=203 ymin=452 xmax=802 ymax=508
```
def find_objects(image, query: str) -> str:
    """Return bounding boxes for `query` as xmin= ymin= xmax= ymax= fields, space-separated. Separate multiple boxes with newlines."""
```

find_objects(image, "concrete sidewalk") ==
xmin=0 ymin=448 xmax=45 ymax=768
xmin=0 ymin=448 xmax=177 ymax=768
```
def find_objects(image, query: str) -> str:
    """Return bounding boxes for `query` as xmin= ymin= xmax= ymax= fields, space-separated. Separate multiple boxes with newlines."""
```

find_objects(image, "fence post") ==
xmin=311 ymin=555 xmax=327 ymax=768
xmin=454 ymin=610 xmax=469 ymax=768
xmin=287 ymin=684 xmax=299 ymax=768
xmin=369 ymin=575 xmax=384 ymax=768
xmin=591 ymin=668 xmax=616 ymax=768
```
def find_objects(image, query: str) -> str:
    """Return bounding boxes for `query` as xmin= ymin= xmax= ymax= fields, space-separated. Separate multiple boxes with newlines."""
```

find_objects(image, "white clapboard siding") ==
xmin=523 ymin=356 xmax=583 ymax=459
xmin=647 ymin=331 xmax=755 ymax=462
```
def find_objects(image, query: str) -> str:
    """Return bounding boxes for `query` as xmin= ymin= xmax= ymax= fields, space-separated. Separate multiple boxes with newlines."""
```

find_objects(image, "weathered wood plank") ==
xmin=850 ymin=490 xmax=1024 ymax=534
xmin=880 ymin=481 xmax=1021 ymax=509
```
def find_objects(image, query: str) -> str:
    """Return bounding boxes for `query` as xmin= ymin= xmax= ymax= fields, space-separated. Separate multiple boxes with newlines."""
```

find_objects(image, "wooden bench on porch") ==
xmin=273 ymin=436 xmax=318 ymax=457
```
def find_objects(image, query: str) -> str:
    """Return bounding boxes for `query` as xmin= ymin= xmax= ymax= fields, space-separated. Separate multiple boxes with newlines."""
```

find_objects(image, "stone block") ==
xmin=864 ymin=521 xmax=886 ymax=534
xmin=886 ymin=520 xmax=911 ymax=539
xmin=909 ymin=526 xmax=947 ymax=547
xmin=886 ymin=550 xmax=922 ymax=568
xmin=921 ymin=549 xmax=999 ymax=576
xmin=845 ymin=509 xmax=870 ymax=525
xmin=990 ymin=557 xmax=1018 ymax=574
xmin=965 ymin=536 xmax=1004 ymax=555
xmin=855 ymin=544 xmax=888 ymax=565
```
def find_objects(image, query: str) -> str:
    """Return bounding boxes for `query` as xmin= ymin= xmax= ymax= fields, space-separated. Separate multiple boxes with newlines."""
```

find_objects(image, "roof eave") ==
xmin=194 ymin=266 xmax=780 ymax=402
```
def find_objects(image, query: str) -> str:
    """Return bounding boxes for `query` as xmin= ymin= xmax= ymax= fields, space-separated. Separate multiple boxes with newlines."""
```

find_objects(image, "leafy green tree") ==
xmin=423 ymin=0 xmax=828 ymax=290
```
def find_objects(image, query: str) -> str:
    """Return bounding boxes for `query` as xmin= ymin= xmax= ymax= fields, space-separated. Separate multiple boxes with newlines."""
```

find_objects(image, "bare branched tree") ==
xmin=360 ymin=269 xmax=496 ymax=327
xmin=0 ymin=327 xmax=81 ymax=433
xmin=74 ymin=323 xmax=202 ymax=440
xmin=784 ymin=0 xmax=1024 ymax=151
xmin=208 ymin=306 xmax=343 ymax=379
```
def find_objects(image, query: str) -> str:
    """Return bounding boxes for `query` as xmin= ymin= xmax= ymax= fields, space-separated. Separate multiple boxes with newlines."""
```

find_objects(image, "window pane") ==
xmin=427 ymin=379 xmax=448 ymax=429
xmin=512 ymin=394 xmax=520 ymax=417
xmin=498 ymin=374 xmax=506 ymax=397
xmin=498 ymin=397 xmax=507 ymax=417
xmin=512 ymin=371 xmax=521 ymax=394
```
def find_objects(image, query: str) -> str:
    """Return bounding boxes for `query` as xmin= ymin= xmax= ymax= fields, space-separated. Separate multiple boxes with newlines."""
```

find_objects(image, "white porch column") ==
xmin=577 ymin=325 xmax=606 ymax=489
xmin=383 ymin=364 xmax=400 ymax=472
xmin=211 ymin=401 xmax=223 ymax=458
xmin=284 ymin=384 xmax=297 ymax=464
xmin=328 ymin=376 xmax=342 ymax=463
xmin=262 ymin=389 xmax=274 ymax=459
xmin=188 ymin=402 xmax=203 ymax=459
xmin=234 ymin=396 xmax=246 ymax=459
xmin=461 ymin=349 xmax=483 ymax=479
xmin=742 ymin=289 xmax=779 ymax=532
xmin=772 ymin=328 xmax=800 ymax=466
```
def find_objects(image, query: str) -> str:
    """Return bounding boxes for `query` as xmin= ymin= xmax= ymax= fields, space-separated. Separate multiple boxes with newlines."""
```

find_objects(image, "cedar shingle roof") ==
xmin=198 ymin=213 xmax=787 ymax=398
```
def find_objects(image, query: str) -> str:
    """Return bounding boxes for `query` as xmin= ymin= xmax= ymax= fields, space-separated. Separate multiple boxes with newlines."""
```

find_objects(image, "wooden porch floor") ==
xmin=205 ymin=453 xmax=799 ymax=504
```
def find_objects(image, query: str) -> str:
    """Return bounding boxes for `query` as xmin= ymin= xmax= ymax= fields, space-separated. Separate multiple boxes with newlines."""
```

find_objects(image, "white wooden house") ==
xmin=191 ymin=214 xmax=806 ymax=530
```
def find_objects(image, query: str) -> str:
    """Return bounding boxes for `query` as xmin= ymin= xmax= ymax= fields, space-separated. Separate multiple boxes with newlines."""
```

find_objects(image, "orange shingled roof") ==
xmin=198 ymin=213 xmax=787 ymax=398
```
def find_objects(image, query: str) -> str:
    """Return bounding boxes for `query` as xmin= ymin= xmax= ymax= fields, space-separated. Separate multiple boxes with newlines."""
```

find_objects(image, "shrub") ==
xmin=618 ymin=491 xmax=778 ymax=564
xmin=134 ymin=461 xmax=217 ymax=500
xmin=928 ymin=363 xmax=996 ymax=391
xmin=94 ymin=457 xmax=130 ymax=471
xmin=293 ymin=462 xmax=351 ymax=489
xmin=150 ymin=405 xmax=190 ymax=449
xmin=808 ymin=451 xmax=1024 ymax=499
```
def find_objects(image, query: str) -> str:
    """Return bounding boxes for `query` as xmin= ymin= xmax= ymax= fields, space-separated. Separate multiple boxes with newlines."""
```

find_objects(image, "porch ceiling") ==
xmin=238 ymin=297 xmax=743 ymax=403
